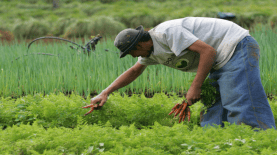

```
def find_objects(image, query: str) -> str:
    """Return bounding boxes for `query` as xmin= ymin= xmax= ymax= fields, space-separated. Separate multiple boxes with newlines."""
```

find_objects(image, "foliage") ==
xmin=268 ymin=14 xmax=277 ymax=28
xmin=0 ymin=92 xmax=197 ymax=129
xmin=82 ymin=4 xmax=106 ymax=16
xmin=116 ymin=12 xmax=166 ymax=28
xmin=63 ymin=19 xmax=93 ymax=38
xmin=1 ymin=92 xmax=276 ymax=130
xmin=99 ymin=0 xmax=120 ymax=3
xmin=200 ymin=78 xmax=220 ymax=113
xmin=13 ymin=18 xmax=50 ymax=39
xmin=51 ymin=17 xmax=76 ymax=36
xmin=1 ymin=119 xmax=277 ymax=154
xmin=1 ymin=1 xmax=276 ymax=154
xmin=0 ymin=30 xmax=14 ymax=42
xmin=234 ymin=12 xmax=270 ymax=28
xmin=191 ymin=8 xmax=219 ymax=18
xmin=62 ymin=16 xmax=126 ymax=38
xmin=90 ymin=16 xmax=127 ymax=37
xmin=1 ymin=0 xmax=277 ymax=39
xmin=0 ymin=88 xmax=276 ymax=154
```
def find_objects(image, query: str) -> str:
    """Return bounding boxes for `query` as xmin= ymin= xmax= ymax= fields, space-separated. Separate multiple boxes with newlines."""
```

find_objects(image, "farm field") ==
xmin=1 ymin=1 xmax=277 ymax=154
xmin=0 ymin=25 xmax=276 ymax=98
xmin=1 ymin=24 xmax=277 ymax=154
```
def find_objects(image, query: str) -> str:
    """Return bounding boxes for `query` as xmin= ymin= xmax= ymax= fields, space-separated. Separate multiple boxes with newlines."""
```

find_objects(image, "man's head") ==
xmin=114 ymin=25 xmax=153 ymax=58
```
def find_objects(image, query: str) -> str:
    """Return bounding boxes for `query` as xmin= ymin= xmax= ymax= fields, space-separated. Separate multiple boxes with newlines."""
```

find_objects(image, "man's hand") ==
xmin=82 ymin=92 xmax=108 ymax=116
xmin=186 ymin=86 xmax=201 ymax=106
xmin=186 ymin=40 xmax=216 ymax=106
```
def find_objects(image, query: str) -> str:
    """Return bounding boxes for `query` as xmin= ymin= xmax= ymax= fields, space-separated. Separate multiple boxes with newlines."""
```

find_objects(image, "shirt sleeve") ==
xmin=138 ymin=57 xmax=159 ymax=66
xmin=164 ymin=26 xmax=199 ymax=56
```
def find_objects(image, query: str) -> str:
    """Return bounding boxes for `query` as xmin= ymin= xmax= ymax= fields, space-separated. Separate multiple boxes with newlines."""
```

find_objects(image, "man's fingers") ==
xmin=94 ymin=100 xmax=106 ymax=110
xmin=187 ymin=100 xmax=193 ymax=106
xmin=187 ymin=98 xmax=200 ymax=106
xmin=84 ymin=97 xmax=102 ymax=109
xmin=83 ymin=95 xmax=107 ymax=116
xmin=93 ymin=104 xmax=102 ymax=110
xmin=99 ymin=100 xmax=106 ymax=107
xmin=91 ymin=97 xmax=101 ymax=104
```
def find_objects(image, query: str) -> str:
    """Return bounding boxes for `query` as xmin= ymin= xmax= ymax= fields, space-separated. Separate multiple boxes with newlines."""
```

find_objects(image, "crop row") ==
xmin=0 ymin=92 xmax=196 ymax=129
xmin=1 ymin=121 xmax=277 ymax=154
xmin=1 ymin=92 xmax=276 ymax=131
xmin=0 ymin=25 xmax=277 ymax=97
xmin=1 ymin=92 xmax=277 ymax=154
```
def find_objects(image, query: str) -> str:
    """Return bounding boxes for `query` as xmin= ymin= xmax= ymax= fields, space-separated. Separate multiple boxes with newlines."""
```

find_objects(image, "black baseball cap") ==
xmin=114 ymin=25 xmax=144 ymax=58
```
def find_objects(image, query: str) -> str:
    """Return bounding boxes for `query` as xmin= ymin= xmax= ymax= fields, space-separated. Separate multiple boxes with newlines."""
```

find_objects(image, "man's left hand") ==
xmin=186 ymin=86 xmax=201 ymax=106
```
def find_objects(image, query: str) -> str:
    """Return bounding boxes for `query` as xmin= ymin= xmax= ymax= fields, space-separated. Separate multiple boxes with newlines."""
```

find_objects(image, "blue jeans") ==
xmin=200 ymin=36 xmax=276 ymax=130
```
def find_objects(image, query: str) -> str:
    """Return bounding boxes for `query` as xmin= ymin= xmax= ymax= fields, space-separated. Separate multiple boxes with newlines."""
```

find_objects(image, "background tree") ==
xmin=53 ymin=0 xmax=59 ymax=9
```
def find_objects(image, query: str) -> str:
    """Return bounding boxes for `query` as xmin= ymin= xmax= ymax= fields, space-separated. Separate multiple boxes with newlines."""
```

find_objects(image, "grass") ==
xmin=251 ymin=25 xmax=277 ymax=95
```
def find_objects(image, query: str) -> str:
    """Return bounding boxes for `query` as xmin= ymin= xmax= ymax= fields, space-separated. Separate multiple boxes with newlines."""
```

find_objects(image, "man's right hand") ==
xmin=82 ymin=62 xmax=146 ymax=116
xmin=82 ymin=92 xmax=108 ymax=116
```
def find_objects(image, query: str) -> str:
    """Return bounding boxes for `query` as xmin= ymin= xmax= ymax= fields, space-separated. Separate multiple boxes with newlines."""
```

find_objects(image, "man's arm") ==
xmin=83 ymin=62 xmax=146 ymax=112
xmin=188 ymin=40 xmax=216 ymax=88
xmin=102 ymin=61 xmax=147 ymax=96
xmin=186 ymin=40 xmax=217 ymax=105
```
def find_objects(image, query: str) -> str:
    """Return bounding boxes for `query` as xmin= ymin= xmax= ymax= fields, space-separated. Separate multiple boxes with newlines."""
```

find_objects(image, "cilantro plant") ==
xmin=1 ymin=120 xmax=277 ymax=154
xmin=188 ymin=75 xmax=220 ymax=113
xmin=200 ymin=77 xmax=220 ymax=112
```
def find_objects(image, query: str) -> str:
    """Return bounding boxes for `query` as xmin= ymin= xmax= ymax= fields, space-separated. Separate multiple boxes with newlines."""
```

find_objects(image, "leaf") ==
xmin=87 ymin=146 xmax=94 ymax=153
xmin=98 ymin=148 xmax=105 ymax=152
xmin=99 ymin=143 xmax=104 ymax=147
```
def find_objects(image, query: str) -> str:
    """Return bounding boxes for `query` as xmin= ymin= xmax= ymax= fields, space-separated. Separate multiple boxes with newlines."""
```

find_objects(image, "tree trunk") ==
xmin=53 ymin=0 xmax=59 ymax=9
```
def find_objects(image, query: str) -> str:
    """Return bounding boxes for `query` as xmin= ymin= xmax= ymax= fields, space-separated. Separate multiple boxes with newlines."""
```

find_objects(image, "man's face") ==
xmin=128 ymin=42 xmax=152 ymax=58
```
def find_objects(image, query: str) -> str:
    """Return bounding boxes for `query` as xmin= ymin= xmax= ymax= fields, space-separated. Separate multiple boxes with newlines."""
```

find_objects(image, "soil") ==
xmin=73 ymin=90 xmax=277 ymax=101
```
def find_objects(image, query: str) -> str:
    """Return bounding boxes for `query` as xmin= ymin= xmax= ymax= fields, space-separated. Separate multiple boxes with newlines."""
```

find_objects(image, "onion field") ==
xmin=0 ymin=25 xmax=277 ymax=98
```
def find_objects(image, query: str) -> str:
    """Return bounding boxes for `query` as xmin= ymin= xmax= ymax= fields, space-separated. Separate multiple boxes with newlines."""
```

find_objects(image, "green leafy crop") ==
xmin=0 ymin=92 xmax=200 ymax=130
xmin=200 ymin=78 xmax=220 ymax=110
xmin=1 ymin=120 xmax=277 ymax=154
xmin=188 ymin=75 xmax=220 ymax=113
xmin=0 ymin=92 xmax=276 ymax=154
